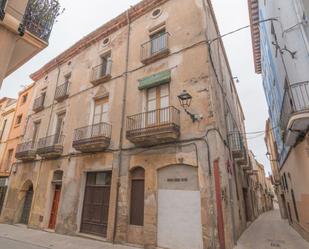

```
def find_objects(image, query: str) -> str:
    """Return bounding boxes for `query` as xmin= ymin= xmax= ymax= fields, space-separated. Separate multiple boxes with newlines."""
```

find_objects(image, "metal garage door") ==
xmin=157 ymin=165 xmax=203 ymax=249
xmin=81 ymin=172 xmax=111 ymax=237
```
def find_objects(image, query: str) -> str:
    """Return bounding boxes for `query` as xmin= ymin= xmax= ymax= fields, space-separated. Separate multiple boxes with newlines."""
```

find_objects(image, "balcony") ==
xmin=1 ymin=0 xmax=60 ymax=77
xmin=141 ymin=32 xmax=170 ymax=64
xmin=280 ymin=81 xmax=309 ymax=146
xmin=228 ymin=132 xmax=244 ymax=158
xmin=36 ymin=134 xmax=63 ymax=159
xmin=90 ymin=61 xmax=112 ymax=86
xmin=126 ymin=106 xmax=180 ymax=146
xmin=15 ymin=141 xmax=36 ymax=161
xmin=55 ymin=81 xmax=69 ymax=102
xmin=33 ymin=94 xmax=45 ymax=112
xmin=73 ymin=122 xmax=111 ymax=153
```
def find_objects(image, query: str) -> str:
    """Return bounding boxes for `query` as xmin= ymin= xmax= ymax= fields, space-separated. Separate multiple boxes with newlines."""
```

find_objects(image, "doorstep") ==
xmin=76 ymin=232 xmax=108 ymax=242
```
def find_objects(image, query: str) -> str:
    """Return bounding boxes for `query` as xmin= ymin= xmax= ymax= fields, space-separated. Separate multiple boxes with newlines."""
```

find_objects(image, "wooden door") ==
xmin=214 ymin=160 xmax=226 ymax=249
xmin=48 ymin=185 xmax=62 ymax=229
xmin=81 ymin=172 xmax=111 ymax=237
xmin=0 ymin=186 xmax=7 ymax=214
xmin=20 ymin=187 xmax=33 ymax=224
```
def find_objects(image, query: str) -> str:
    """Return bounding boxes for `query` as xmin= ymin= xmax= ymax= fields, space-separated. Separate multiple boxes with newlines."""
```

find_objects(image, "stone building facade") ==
xmin=1 ymin=1 xmax=262 ymax=249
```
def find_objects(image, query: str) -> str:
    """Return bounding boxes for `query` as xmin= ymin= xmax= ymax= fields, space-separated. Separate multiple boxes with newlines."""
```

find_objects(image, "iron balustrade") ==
xmin=55 ymin=81 xmax=69 ymax=101
xmin=280 ymin=81 xmax=309 ymax=131
xmin=141 ymin=32 xmax=169 ymax=62
xmin=228 ymin=131 xmax=244 ymax=153
xmin=0 ymin=0 xmax=7 ymax=20
xmin=33 ymin=94 xmax=45 ymax=112
xmin=37 ymin=134 xmax=64 ymax=149
xmin=21 ymin=0 xmax=60 ymax=42
xmin=126 ymin=106 xmax=180 ymax=135
xmin=16 ymin=141 xmax=36 ymax=153
xmin=91 ymin=60 xmax=112 ymax=84
xmin=73 ymin=122 xmax=112 ymax=142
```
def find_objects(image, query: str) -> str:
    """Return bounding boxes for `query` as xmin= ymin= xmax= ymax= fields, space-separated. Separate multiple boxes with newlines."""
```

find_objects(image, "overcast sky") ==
xmin=0 ymin=0 xmax=271 ymax=174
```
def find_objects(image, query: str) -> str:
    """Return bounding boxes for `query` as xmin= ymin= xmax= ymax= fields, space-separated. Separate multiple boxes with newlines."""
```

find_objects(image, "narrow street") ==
xmin=0 ymin=224 xmax=136 ymax=249
xmin=235 ymin=209 xmax=309 ymax=249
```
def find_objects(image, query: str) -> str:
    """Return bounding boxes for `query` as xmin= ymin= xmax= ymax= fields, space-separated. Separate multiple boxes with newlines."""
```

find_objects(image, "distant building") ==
xmin=0 ymin=97 xmax=16 ymax=213
xmin=0 ymin=0 xmax=60 ymax=88
xmin=248 ymin=0 xmax=309 ymax=242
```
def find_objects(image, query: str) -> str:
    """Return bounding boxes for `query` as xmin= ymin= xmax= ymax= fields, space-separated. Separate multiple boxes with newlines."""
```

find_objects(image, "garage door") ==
xmin=157 ymin=165 xmax=203 ymax=249
xmin=81 ymin=172 xmax=111 ymax=237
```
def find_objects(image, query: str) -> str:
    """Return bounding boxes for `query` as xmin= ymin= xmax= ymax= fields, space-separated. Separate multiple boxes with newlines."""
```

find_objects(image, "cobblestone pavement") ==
xmin=234 ymin=209 xmax=309 ymax=249
xmin=0 ymin=224 xmax=138 ymax=249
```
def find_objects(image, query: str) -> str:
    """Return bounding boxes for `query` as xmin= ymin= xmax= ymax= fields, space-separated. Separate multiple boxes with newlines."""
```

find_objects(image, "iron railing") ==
xmin=73 ymin=122 xmax=112 ymax=142
xmin=0 ymin=0 xmax=7 ymax=20
xmin=37 ymin=134 xmax=64 ymax=149
xmin=16 ymin=141 xmax=36 ymax=153
xmin=55 ymin=81 xmax=69 ymax=101
xmin=126 ymin=106 xmax=180 ymax=135
xmin=21 ymin=0 xmax=60 ymax=42
xmin=280 ymin=81 xmax=309 ymax=131
xmin=91 ymin=60 xmax=112 ymax=83
xmin=33 ymin=94 xmax=45 ymax=112
xmin=228 ymin=131 xmax=244 ymax=153
xmin=141 ymin=32 xmax=169 ymax=62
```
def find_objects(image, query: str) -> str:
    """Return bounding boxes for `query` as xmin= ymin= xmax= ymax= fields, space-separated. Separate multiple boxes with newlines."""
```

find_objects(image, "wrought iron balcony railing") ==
xmin=126 ymin=106 xmax=180 ymax=145
xmin=37 ymin=134 xmax=64 ymax=158
xmin=90 ymin=60 xmax=112 ymax=85
xmin=280 ymin=81 xmax=309 ymax=132
xmin=141 ymin=32 xmax=170 ymax=64
xmin=228 ymin=131 xmax=245 ymax=158
xmin=73 ymin=122 xmax=111 ymax=152
xmin=15 ymin=141 xmax=36 ymax=161
xmin=33 ymin=94 xmax=45 ymax=112
xmin=55 ymin=81 xmax=69 ymax=101
xmin=0 ymin=0 xmax=7 ymax=20
xmin=20 ymin=0 xmax=60 ymax=42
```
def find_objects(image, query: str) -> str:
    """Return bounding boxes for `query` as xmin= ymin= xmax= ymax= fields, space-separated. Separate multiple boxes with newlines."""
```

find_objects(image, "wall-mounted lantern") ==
xmin=177 ymin=90 xmax=202 ymax=123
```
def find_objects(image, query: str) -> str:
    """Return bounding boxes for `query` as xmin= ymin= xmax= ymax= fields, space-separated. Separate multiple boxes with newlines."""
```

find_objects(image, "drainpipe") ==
xmin=112 ymin=9 xmax=131 ymax=243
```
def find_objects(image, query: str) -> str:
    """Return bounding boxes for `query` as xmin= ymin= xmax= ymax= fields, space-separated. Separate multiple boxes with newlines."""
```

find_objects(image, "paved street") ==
xmin=0 ymin=224 xmax=137 ymax=249
xmin=235 ymin=209 xmax=309 ymax=249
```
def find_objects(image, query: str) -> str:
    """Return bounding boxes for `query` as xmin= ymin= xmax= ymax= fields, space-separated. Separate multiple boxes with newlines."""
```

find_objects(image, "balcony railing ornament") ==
xmin=0 ymin=0 xmax=7 ymax=21
xmin=21 ymin=0 xmax=63 ymax=42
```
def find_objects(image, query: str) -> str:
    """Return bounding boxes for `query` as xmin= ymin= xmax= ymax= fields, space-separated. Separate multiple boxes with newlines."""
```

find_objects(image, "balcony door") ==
xmin=54 ymin=113 xmax=65 ymax=144
xmin=150 ymin=30 xmax=166 ymax=55
xmin=147 ymin=84 xmax=169 ymax=126
xmin=92 ymin=98 xmax=109 ymax=137
xmin=31 ymin=121 xmax=40 ymax=148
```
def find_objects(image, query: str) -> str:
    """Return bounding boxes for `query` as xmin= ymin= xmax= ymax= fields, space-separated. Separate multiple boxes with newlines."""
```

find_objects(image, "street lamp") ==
xmin=232 ymin=77 xmax=239 ymax=83
xmin=265 ymin=152 xmax=279 ymax=162
xmin=177 ymin=90 xmax=202 ymax=123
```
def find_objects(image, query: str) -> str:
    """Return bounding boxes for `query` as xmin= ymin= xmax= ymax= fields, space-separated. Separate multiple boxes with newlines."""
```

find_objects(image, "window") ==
xmin=146 ymin=84 xmax=169 ymax=125
xmin=100 ymin=52 xmax=112 ymax=77
xmin=5 ymin=149 xmax=14 ymax=171
xmin=130 ymin=167 xmax=145 ymax=226
xmin=93 ymin=97 xmax=109 ymax=124
xmin=22 ymin=94 xmax=28 ymax=104
xmin=86 ymin=171 xmax=111 ymax=186
xmin=32 ymin=121 xmax=41 ymax=147
xmin=283 ymin=173 xmax=289 ymax=191
xmin=0 ymin=120 xmax=7 ymax=141
xmin=15 ymin=114 xmax=22 ymax=125
xmin=150 ymin=29 xmax=167 ymax=55
xmin=55 ymin=113 xmax=65 ymax=144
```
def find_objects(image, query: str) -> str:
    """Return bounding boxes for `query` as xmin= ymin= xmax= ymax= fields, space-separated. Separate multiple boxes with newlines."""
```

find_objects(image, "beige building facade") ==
xmin=1 ymin=1 xmax=270 ymax=249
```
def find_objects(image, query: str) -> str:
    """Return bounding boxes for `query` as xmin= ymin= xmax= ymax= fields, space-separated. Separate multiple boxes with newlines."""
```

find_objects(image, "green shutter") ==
xmin=138 ymin=70 xmax=171 ymax=90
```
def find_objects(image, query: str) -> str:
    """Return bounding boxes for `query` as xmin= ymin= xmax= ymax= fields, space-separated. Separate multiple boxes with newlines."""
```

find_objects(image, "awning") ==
xmin=138 ymin=70 xmax=171 ymax=90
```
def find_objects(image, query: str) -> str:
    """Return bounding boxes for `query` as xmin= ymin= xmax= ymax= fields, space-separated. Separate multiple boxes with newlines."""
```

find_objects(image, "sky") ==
xmin=0 ymin=0 xmax=271 ymax=174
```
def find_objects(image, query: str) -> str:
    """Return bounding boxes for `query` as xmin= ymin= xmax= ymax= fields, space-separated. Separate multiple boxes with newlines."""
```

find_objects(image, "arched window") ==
xmin=130 ymin=167 xmax=145 ymax=226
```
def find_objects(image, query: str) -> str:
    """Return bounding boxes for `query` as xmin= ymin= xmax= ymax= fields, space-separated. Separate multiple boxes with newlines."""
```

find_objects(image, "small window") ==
xmin=102 ymin=37 xmax=110 ymax=46
xmin=130 ymin=167 xmax=145 ymax=226
xmin=5 ymin=149 xmax=14 ymax=170
xmin=21 ymin=94 xmax=28 ymax=104
xmin=15 ymin=114 xmax=22 ymax=125
xmin=86 ymin=172 xmax=111 ymax=186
